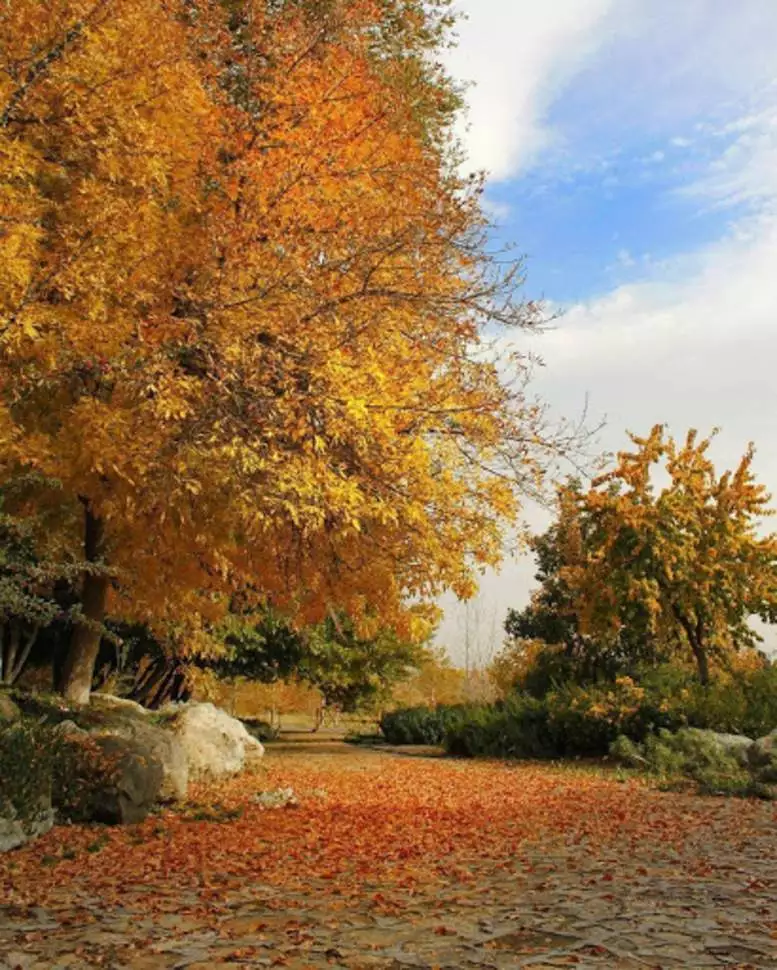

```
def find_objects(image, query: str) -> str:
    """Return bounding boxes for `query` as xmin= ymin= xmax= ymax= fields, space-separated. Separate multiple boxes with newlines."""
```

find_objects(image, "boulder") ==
xmin=748 ymin=729 xmax=777 ymax=782
xmin=78 ymin=695 xmax=188 ymax=801
xmin=53 ymin=719 xmax=87 ymax=739
xmin=0 ymin=693 xmax=20 ymax=723
xmin=0 ymin=797 xmax=53 ymax=853
xmin=90 ymin=693 xmax=152 ymax=718
xmin=93 ymin=720 xmax=188 ymax=802
xmin=50 ymin=707 xmax=184 ymax=823
xmin=162 ymin=702 xmax=265 ymax=780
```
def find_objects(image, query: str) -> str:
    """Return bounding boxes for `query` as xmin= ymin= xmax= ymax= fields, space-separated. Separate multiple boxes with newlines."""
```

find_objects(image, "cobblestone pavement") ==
xmin=1 ymin=739 xmax=775 ymax=970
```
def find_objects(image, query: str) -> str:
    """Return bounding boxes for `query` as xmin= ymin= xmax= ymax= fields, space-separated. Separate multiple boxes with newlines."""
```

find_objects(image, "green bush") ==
xmin=431 ymin=663 xmax=777 ymax=762
xmin=636 ymin=664 xmax=777 ymax=739
xmin=444 ymin=697 xmax=555 ymax=758
xmin=242 ymin=717 xmax=280 ymax=742
xmin=0 ymin=718 xmax=56 ymax=833
xmin=443 ymin=677 xmax=682 ymax=760
xmin=610 ymin=729 xmax=765 ymax=798
xmin=380 ymin=705 xmax=467 ymax=745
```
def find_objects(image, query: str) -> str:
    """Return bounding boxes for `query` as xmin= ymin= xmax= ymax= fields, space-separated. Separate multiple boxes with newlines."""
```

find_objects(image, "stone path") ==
xmin=1 ymin=737 xmax=775 ymax=969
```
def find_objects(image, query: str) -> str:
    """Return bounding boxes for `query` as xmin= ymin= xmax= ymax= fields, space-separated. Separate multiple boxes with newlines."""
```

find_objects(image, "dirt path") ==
xmin=1 ymin=737 xmax=775 ymax=969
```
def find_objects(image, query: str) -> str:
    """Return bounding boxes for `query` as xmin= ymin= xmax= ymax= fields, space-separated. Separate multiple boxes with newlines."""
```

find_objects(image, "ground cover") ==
xmin=0 ymin=735 xmax=775 ymax=969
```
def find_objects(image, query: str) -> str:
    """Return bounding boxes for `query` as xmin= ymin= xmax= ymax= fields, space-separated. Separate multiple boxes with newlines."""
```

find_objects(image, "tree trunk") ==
xmin=672 ymin=606 xmax=710 ymax=686
xmin=60 ymin=501 xmax=108 ymax=704
xmin=690 ymin=640 xmax=710 ymax=686
xmin=2 ymin=622 xmax=39 ymax=686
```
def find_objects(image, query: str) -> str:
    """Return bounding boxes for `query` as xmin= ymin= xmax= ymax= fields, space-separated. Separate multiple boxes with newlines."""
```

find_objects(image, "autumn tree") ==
xmin=501 ymin=497 xmax=672 ymax=694
xmin=1 ymin=0 xmax=572 ymax=703
xmin=390 ymin=645 xmax=466 ymax=707
xmin=556 ymin=428 xmax=777 ymax=685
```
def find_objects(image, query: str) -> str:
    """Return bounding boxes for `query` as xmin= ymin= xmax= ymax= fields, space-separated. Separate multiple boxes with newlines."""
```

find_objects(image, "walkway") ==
xmin=1 ymin=735 xmax=775 ymax=969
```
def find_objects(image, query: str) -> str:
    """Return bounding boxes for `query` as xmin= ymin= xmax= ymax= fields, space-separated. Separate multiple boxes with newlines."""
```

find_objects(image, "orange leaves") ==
xmin=558 ymin=428 xmax=777 ymax=681
xmin=1 ymin=749 xmax=771 ymax=917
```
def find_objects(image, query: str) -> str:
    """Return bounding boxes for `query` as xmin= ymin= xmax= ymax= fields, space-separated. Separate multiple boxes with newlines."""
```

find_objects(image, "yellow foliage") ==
xmin=390 ymin=647 xmax=467 ymax=708
xmin=559 ymin=427 xmax=777 ymax=683
xmin=0 ymin=1 xmax=557 ymax=695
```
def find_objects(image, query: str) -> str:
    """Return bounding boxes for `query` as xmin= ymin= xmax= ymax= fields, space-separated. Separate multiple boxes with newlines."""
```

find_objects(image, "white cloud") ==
xmin=680 ymin=102 xmax=777 ymax=211
xmin=444 ymin=0 xmax=616 ymax=180
xmin=438 ymin=85 xmax=777 ymax=665
xmin=481 ymin=196 xmax=512 ymax=224
xmin=440 ymin=198 xmax=777 ymax=660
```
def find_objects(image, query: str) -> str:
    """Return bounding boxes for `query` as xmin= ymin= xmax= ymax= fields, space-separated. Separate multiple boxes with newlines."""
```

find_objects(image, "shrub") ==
xmin=443 ymin=696 xmax=555 ymax=758
xmin=610 ymin=729 xmax=762 ymax=797
xmin=242 ymin=717 xmax=280 ymax=742
xmin=52 ymin=733 xmax=122 ymax=823
xmin=387 ymin=663 xmax=777 ymax=764
xmin=0 ymin=718 xmax=55 ymax=833
xmin=380 ymin=705 xmax=466 ymax=745
xmin=637 ymin=664 xmax=777 ymax=739
xmin=435 ymin=664 xmax=777 ymax=762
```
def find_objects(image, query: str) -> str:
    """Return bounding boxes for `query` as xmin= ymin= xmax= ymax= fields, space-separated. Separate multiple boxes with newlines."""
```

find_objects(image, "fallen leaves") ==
xmin=1 ymin=748 xmax=775 ymax=920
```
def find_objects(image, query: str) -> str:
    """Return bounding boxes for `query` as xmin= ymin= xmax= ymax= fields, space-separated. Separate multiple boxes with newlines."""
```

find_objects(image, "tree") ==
xmin=0 ymin=478 xmax=103 ymax=686
xmin=1 ymin=1 xmax=573 ymax=703
xmin=390 ymin=646 xmax=466 ymax=707
xmin=557 ymin=428 xmax=777 ymax=684
xmin=502 ymin=500 xmax=669 ymax=695
xmin=299 ymin=614 xmax=425 ymax=717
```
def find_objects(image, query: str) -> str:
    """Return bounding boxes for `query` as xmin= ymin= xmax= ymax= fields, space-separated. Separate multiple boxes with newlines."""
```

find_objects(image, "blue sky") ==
xmin=487 ymin=143 xmax=737 ymax=303
xmin=437 ymin=1 xmax=777 ymax=663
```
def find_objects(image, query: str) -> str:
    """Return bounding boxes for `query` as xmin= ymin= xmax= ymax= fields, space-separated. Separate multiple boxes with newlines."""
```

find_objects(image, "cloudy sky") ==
xmin=436 ymin=0 xmax=777 ymax=663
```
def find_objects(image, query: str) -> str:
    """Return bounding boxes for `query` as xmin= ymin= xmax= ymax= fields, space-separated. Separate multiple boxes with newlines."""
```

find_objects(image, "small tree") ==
xmin=299 ymin=615 xmax=426 ymax=720
xmin=559 ymin=427 xmax=777 ymax=684
xmin=501 ymin=493 xmax=672 ymax=696
xmin=0 ymin=487 xmax=97 ymax=686
xmin=389 ymin=645 xmax=467 ymax=707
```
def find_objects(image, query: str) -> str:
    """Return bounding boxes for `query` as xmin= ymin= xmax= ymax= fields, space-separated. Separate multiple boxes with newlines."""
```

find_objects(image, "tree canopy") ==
xmin=546 ymin=428 xmax=777 ymax=684
xmin=0 ymin=0 xmax=567 ymax=701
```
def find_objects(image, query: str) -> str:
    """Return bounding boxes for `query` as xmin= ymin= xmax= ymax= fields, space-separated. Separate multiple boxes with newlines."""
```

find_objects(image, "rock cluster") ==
xmin=0 ymin=693 xmax=265 ymax=849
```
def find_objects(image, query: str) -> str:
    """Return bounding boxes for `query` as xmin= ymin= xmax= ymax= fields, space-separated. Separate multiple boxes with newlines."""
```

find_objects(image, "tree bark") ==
xmin=671 ymin=605 xmax=710 ymax=686
xmin=3 ymin=623 xmax=38 ymax=686
xmin=692 ymin=644 xmax=710 ymax=686
xmin=60 ymin=501 xmax=108 ymax=704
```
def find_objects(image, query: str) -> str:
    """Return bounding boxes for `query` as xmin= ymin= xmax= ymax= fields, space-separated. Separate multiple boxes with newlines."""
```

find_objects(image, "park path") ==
xmin=1 ymin=734 xmax=775 ymax=970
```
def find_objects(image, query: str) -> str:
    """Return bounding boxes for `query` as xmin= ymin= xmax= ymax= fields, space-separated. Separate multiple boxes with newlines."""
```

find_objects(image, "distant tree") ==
xmin=390 ymin=645 xmax=467 ymax=707
xmin=299 ymin=615 xmax=426 ymax=717
xmin=557 ymin=427 xmax=777 ymax=684
xmin=502 ymin=494 xmax=669 ymax=695
xmin=213 ymin=610 xmax=306 ymax=684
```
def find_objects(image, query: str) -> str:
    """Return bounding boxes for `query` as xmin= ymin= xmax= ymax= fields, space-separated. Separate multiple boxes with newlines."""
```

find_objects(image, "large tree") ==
xmin=1 ymin=0 xmax=568 ymax=702
xmin=555 ymin=428 xmax=777 ymax=684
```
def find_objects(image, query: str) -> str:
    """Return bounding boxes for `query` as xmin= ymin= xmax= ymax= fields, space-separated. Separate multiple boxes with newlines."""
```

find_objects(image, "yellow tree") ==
xmin=560 ymin=427 xmax=777 ymax=684
xmin=390 ymin=646 xmax=467 ymax=708
xmin=1 ymin=0 xmax=568 ymax=703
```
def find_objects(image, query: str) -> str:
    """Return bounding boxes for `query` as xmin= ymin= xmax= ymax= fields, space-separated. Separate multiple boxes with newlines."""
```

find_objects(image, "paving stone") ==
xmin=2 ymin=741 xmax=776 ymax=969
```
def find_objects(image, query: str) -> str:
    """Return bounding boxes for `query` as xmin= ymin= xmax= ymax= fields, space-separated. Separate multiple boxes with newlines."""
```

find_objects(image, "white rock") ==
xmin=677 ymin=728 xmax=754 ymax=766
xmin=253 ymin=787 xmax=298 ymax=809
xmin=78 ymin=697 xmax=189 ymax=802
xmin=162 ymin=702 xmax=265 ymax=780
xmin=0 ymin=798 xmax=53 ymax=853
